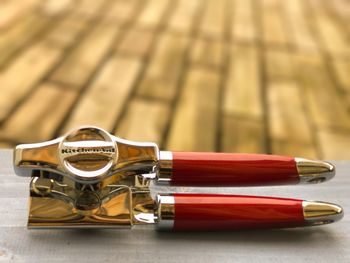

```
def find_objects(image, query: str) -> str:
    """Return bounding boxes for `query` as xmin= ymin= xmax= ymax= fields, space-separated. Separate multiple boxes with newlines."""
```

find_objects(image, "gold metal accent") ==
xmin=157 ymin=151 xmax=173 ymax=185
xmin=15 ymin=126 xmax=159 ymax=183
xmin=303 ymin=201 xmax=343 ymax=226
xmin=13 ymin=126 xmax=344 ymax=230
xmin=295 ymin=158 xmax=335 ymax=184
xmin=155 ymin=194 xmax=175 ymax=230
xmin=14 ymin=126 xmax=159 ymax=228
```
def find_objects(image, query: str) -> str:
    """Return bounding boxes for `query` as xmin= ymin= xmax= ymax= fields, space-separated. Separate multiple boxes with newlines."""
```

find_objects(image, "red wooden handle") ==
xmin=173 ymin=194 xmax=305 ymax=231
xmin=171 ymin=152 xmax=299 ymax=186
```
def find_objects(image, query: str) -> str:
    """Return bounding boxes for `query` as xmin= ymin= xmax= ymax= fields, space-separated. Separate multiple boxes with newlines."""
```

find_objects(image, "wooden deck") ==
xmin=0 ymin=0 xmax=349 ymax=159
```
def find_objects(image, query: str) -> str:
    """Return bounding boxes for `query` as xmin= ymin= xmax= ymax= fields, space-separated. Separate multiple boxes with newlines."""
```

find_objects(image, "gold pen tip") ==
xmin=303 ymin=201 xmax=344 ymax=226
xmin=295 ymin=158 xmax=335 ymax=184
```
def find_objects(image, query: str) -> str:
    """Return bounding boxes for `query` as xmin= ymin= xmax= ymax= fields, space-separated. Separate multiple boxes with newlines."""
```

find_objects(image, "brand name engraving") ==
xmin=61 ymin=147 xmax=115 ymax=154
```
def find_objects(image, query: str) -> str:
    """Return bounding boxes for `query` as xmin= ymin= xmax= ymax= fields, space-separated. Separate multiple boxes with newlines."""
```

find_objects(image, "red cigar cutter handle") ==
xmin=166 ymin=152 xmax=300 ymax=186
xmin=169 ymin=194 xmax=305 ymax=231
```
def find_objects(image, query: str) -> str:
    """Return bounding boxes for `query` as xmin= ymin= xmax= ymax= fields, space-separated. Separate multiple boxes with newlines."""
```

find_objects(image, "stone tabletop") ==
xmin=0 ymin=150 xmax=349 ymax=262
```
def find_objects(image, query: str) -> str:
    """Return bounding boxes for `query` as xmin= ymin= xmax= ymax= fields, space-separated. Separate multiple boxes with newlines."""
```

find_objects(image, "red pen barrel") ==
xmin=156 ymin=194 xmax=305 ymax=231
xmin=159 ymin=152 xmax=300 ymax=186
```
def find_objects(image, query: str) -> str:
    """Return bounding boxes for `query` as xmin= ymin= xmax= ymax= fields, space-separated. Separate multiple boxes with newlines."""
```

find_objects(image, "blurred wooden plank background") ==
xmin=0 ymin=0 xmax=349 ymax=159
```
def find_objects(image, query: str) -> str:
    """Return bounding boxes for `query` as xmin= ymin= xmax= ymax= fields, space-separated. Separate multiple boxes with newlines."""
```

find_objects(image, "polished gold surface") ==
xmin=15 ymin=126 xmax=159 ymax=183
xmin=15 ymin=126 xmax=159 ymax=228
xmin=155 ymin=194 xmax=175 ymax=230
xmin=27 ymin=169 xmax=155 ymax=228
xmin=28 ymin=169 xmax=135 ymax=228
xmin=157 ymin=151 xmax=173 ymax=185
xmin=295 ymin=158 xmax=335 ymax=184
xmin=303 ymin=201 xmax=344 ymax=226
xmin=14 ymin=126 xmax=344 ymax=229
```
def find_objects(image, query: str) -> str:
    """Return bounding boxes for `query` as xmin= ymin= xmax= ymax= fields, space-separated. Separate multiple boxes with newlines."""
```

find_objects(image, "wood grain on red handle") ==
xmin=171 ymin=152 xmax=299 ymax=186
xmin=173 ymin=194 xmax=305 ymax=231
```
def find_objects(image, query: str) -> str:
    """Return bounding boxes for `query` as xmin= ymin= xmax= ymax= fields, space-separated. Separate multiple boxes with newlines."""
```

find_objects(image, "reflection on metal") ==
xmin=155 ymin=194 xmax=175 ymax=230
xmin=14 ymin=126 xmax=343 ymax=230
xmin=303 ymin=201 xmax=344 ymax=226
xmin=15 ymin=126 xmax=158 ymax=228
xmin=295 ymin=158 xmax=335 ymax=184
xmin=157 ymin=151 xmax=173 ymax=185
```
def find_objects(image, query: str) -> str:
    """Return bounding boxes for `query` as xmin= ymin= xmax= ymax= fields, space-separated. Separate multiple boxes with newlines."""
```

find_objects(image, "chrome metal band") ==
xmin=302 ymin=201 xmax=343 ymax=226
xmin=295 ymin=158 xmax=335 ymax=184
xmin=157 ymin=151 xmax=173 ymax=185
xmin=155 ymin=194 xmax=175 ymax=230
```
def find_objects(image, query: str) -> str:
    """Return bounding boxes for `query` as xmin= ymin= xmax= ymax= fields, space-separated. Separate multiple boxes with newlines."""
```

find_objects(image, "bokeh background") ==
xmin=0 ymin=0 xmax=349 ymax=159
